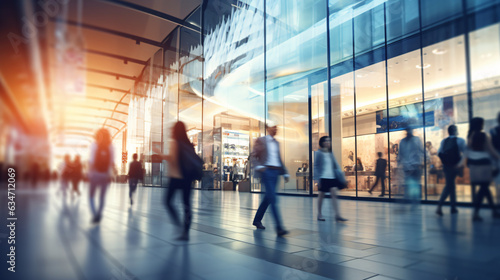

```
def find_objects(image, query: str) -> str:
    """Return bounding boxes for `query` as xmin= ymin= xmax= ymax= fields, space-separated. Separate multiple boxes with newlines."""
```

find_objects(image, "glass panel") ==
xmin=385 ymin=0 xmax=419 ymax=42
xmin=266 ymin=0 xmax=327 ymax=194
xmin=329 ymin=8 xmax=354 ymax=65
xmin=202 ymin=0 xmax=265 ymax=191
xmin=387 ymin=47 xmax=424 ymax=200
xmin=470 ymin=23 xmax=500 ymax=202
xmin=328 ymin=2 xmax=355 ymax=197
xmin=421 ymin=0 xmax=463 ymax=27
xmin=149 ymin=49 xmax=164 ymax=186
xmin=466 ymin=0 xmax=500 ymax=11
xmin=355 ymin=59 xmax=389 ymax=198
xmin=331 ymin=64 xmax=355 ymax=197
xmin=422 ymin=34 xmax=469 ymax=202
xmin=311 ymin=76 xmax=328 ymax=194
xmin=163 ymin=29 xmax=179 ymax=185
xmin=471 ymin=24 xmax=500 ymax=131
xmin=179 ymin=9 xmax=203 ymax=188
xmin=353 ymin=4 xmax=385 ymax=54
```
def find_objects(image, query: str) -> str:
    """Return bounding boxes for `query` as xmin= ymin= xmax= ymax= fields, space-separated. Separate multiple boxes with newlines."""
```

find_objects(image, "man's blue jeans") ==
xmin=253 ymin=168 xmax=283 ymax=230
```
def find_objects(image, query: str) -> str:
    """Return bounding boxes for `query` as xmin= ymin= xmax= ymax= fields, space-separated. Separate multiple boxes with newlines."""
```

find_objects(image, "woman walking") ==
xmin=70 ymin=155 xmax=83 ymax=198
xmin=164 ymin=121 xmax=197 ymax=240
xmin=314 ymin=136 xmax=348 ymax=222
xmin=60 ymin=154 xmax=72 ymax=200
xmin=467 ymin=117 xmax=500 ymax=221
xmin=88 ymin=128 xmax=114 ymax=223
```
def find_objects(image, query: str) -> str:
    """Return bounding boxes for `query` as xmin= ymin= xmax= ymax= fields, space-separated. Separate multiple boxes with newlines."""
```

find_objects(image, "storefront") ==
xmin=125 ymin=0 xmax=500 ymax=203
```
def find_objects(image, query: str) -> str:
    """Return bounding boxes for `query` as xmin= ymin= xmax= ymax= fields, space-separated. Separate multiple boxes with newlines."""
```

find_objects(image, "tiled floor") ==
xmin=1 ymin=182 xmax=500 ymax=280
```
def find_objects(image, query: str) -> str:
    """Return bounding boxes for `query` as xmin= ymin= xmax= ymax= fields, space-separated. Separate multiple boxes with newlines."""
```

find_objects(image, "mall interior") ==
xmin=1 ymin=0 xmax=500 ymax=279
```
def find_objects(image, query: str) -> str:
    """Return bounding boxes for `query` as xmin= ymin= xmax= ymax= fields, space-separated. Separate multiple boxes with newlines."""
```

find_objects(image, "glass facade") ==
xmin=125 ymin=0 xmax=500 ymax=202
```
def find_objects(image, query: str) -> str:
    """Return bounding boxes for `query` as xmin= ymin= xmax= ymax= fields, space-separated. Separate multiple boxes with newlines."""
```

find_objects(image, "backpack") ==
xmin=178 ymin=141 xmax=203 ymax=181
xmin=438 ymin=137 xmax=460 ymax=166
xmin=94 ymin=145 xmax=111 ymax=172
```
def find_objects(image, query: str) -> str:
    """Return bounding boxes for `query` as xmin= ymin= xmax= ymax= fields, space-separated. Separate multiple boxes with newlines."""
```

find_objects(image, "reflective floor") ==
xmin=1 ymin=182 xmax=500 ymax=280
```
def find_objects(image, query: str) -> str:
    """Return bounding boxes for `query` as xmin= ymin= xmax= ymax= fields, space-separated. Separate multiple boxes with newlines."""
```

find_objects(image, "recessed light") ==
xmin=393 ymin=80 xmax=400 ymax=83
xmin=416 ymin=64 xmax=431 ymax=69
xmin=432 ymin=48 xmax=447 ymax=55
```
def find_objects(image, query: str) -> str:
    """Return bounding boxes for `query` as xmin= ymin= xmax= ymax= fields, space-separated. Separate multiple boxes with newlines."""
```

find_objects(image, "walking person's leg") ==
xmin=61 ymin=179 xmax=68 ymax=201
xmin=437 ymin=168 xmax=453 ymax=215
xmin=128 ymin=180 xmax=133 ymax=204
xmin=480 ymin=182 xmax=500 ymax=217
xmin=449 ymin=170 xmax=458 ymax=213
xmin=368 ymin=176 xmax=380 ymax=194
xmin=89 ymin=176 xmax=98 ymax=221
xmin=180 ymin=180 xmax=193 ymax=240
xmin=495 ymin=183 xmax=500 ymax=207
xmin=129 ymin=179 xmax=138 ymax=205
xmin=253 ymin=170 xmax=272 ymax=228
xmin=165 ymin=178 xmax=181 ymax=226
xmin=264 ymin=169 xmax=285 ymax=232
xmin=317 ymin=190 xmax=326 ymax=220
xmin=473 ymin=183 xmax=486 ymax=221
xmin=330 ymin=187 xmax=346 ymax=221
xmin=97 ymin=178 xmax=110 ymax=222
xmin=380 ymin=176 xmax=386 ymax=196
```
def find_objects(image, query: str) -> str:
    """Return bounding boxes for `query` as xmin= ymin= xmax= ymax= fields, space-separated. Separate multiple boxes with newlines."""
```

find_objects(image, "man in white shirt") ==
xmin=251 ymin=122 xmax=289 ymax=237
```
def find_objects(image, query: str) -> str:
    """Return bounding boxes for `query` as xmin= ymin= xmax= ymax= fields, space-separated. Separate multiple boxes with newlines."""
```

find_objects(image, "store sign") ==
xmin=122 ymin=152 xmax=128 ymax=164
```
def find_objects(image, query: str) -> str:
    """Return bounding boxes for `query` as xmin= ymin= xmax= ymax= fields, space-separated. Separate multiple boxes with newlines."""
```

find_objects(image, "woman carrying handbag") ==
xmin=466 ymin=117 xmax=500 ymax=222
xmin=314 ymin=136 xmax=348 ymax=222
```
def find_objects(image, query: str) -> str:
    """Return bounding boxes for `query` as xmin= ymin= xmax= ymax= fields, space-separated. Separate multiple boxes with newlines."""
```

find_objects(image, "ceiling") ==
xmin=42 ymin=0 xmax=201 ymax=150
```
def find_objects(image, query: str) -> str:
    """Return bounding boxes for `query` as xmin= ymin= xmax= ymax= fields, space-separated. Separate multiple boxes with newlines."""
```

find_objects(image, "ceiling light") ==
xmin=432 ymin=48 xmax=447 ymax=55
xmin=393 ymin=80 xmax=400 ymax=83
xmin=416 ymin=64 xmax=431 ymax=69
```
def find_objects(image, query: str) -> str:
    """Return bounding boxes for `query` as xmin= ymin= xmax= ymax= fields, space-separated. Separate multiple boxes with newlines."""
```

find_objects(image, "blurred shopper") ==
xmin=251 ymin=122 xmax=289 ymax=237
xmin=244 ymin=157 xmax=250 ymax=180
xmin=88 ymin=128 xmax=114 ymax=224
xmin=60 ymin=154 xmax=72 ymax=199
xmin=436 ymin=125 xmax=466 ymax=216
xmin=31 ymin=162 xmax=40 ymax=188
xmin=398 ymin=127 xmax=424 ymax=207
xmin=368 ymin=152 xmax=387 ymax=197
xmin=128 ymin=153 xmax=143 ymax=205
xmin=70 ymin=155 xmax=83 ymax=198
xmin=467 ymin=117 xmax=500 ymax=221
xmin=353 ymin=158 xmax=364 ymax=171
xmin=490 ymin=112 xmax=500 ymax=206
xmin=314 ymin=136 xmax=348 ymax=222
xmin=164 ymin=121 xmax=202 ymax=241
xmin=232 ymin=159 xmax=239 ymax=190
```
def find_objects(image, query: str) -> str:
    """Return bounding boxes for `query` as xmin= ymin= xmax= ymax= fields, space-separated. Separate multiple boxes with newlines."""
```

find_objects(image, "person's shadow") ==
xmin=157 ymin=244 xmax=192 ymax=279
